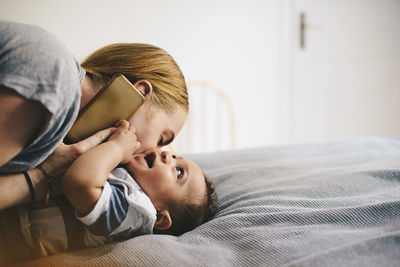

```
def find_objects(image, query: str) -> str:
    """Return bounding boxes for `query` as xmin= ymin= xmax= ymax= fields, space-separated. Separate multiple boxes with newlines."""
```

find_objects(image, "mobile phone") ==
xmin=66 ymin=74 xmax=144 ymax=143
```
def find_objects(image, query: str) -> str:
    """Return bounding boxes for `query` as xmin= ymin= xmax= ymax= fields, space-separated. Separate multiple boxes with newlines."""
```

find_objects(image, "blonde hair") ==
xmin=81 ymin=43 xmax=188 ymax=113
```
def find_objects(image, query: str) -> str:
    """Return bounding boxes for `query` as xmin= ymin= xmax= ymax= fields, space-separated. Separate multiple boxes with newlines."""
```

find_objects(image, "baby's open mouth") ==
xmin=144 ymin=152 xmax=155 ymax=168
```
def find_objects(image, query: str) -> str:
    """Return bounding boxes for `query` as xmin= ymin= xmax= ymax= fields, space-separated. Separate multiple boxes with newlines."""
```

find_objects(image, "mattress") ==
xmin=12 ymin=137 xmax=400 ymax=266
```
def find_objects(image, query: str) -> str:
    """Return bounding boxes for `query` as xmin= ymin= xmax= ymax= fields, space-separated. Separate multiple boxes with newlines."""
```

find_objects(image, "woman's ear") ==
xmin=154 ymin=209 xmax=172 ymax=231
xmin=133 ymin=80 xmax=153 ymax=102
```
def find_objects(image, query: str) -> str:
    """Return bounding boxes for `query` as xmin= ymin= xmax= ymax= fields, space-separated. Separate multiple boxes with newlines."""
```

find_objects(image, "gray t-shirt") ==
xmin=0 ymin=20 xmax=84 ymax=173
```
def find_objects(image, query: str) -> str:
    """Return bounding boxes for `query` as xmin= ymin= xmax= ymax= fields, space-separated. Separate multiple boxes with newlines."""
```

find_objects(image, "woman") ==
xmin=0 ymin=20 xmax=188 ymax=210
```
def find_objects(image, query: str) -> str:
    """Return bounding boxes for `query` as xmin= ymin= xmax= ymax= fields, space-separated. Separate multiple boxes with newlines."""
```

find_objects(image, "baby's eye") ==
xmin=176 ymin=167 xmax=184 ymax=179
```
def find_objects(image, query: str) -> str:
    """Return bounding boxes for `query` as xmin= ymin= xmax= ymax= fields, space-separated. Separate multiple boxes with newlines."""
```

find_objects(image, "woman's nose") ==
xmin=160 ymin=150 xmax=172 ymax=164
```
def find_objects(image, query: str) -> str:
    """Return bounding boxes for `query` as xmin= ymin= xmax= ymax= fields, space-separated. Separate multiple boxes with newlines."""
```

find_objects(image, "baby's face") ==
xmin=125 ymin=148 xmax=206 ymax=209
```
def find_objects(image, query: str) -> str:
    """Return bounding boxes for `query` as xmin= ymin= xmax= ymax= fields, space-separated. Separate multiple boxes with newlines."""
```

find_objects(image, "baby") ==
xmin=62 ymin=120 xmax=218 ymax=239
xmin=5 ymin=120 xmax=217 ymax=260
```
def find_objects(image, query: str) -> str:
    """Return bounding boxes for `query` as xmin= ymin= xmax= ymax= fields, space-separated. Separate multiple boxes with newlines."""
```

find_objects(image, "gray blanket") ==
xmin=16 ymin=137 xmax=400 ymax=266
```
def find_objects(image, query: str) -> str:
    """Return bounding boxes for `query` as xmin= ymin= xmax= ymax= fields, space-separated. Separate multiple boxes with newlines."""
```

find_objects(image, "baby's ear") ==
xmin=154 ymin=209 xmax=172 ymax=231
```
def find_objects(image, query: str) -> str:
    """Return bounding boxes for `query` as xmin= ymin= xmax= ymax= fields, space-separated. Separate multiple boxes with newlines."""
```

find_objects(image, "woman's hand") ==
xmin=108 ymin=120 xmax=141 ymax=164
xmin=40 ymin=127 xmax=117 ymax=178
xmin=0 ymin=127 xmax=118 ymax=210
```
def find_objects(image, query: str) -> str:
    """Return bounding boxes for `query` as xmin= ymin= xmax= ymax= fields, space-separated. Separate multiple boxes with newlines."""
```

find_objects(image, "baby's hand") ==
xmin=108 ymin=120 xmax=140 ymax=163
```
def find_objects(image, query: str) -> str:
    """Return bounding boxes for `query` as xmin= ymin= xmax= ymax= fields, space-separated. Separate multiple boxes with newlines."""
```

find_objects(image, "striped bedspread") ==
xmin=14 ymin=137 xmax=400 ymax=266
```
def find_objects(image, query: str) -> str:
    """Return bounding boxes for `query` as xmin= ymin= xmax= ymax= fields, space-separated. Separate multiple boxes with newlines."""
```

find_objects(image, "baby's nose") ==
xmin=161 ymin=150 xmax=172 ymax=163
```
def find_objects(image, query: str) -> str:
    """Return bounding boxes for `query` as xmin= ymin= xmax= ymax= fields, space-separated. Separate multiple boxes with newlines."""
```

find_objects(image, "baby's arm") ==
xmin=62 ymin=120 xmax=139 ymax=216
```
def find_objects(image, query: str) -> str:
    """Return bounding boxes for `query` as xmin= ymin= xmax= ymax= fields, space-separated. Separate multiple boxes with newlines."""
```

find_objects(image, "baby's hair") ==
xmin=154 ymin=174 xmax=218 ymax=236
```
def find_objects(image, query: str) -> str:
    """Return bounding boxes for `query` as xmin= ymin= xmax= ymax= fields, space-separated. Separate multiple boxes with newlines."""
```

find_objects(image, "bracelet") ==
xmin=23 ymin=171 xmax=35 ymax=203
xmin=37 ymin=165 xmax=51 ymax=205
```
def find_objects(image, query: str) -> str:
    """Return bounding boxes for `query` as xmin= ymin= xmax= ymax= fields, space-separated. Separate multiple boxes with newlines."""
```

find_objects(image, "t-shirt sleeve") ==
xmin=0 ymin=20 xmax=83 ymax=115
xmin=76 ymin=181 xmax=156 ymax=240
xmin=0 ymin=20 xmax=83 ymax=173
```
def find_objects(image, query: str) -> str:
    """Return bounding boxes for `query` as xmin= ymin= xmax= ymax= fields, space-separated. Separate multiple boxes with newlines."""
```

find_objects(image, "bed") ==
xmin=12 ymin=137 xmax=400 ymax=266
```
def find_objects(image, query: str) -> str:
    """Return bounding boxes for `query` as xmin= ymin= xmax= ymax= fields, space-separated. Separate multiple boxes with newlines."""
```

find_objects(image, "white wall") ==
xmin=2 ymin=0 xmax=398 ymax=152
xmin=0 ymin=0 xmax=285 ymax=150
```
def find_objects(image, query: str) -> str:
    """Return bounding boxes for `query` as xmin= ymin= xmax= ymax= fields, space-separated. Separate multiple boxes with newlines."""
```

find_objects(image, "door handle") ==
xmin=300 ymin=12 xmax=306 ymax=49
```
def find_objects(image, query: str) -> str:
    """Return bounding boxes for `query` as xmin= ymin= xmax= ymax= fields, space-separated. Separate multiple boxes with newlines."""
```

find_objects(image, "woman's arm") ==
xmin=0 ymin=127 xmax=117 ymax=210
xmin=0 ymin=168 xmax=48 ymax=209
xmin=62 ymin=121 xmax=139 ymax=216
xmin=0 ymin=86 xmax=48 ymax=168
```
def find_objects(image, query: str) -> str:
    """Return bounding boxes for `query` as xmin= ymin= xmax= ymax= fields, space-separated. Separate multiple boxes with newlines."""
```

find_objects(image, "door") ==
xmin=291 ymin=0 xmax=400 ymax=143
